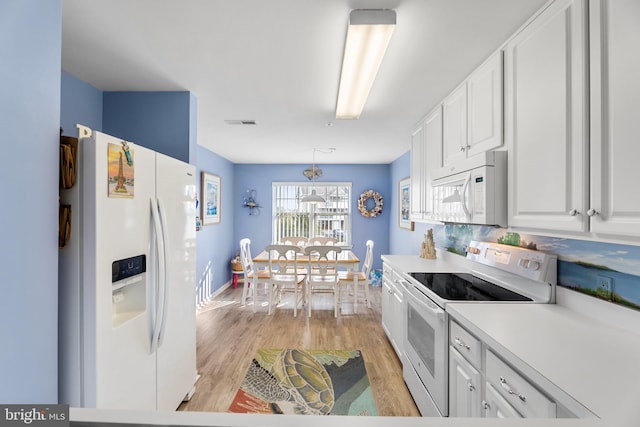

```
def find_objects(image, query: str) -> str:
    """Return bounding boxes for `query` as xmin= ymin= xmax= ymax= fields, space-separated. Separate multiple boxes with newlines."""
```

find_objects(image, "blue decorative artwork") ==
xmin=428 ymin=224 xmax=640 ymax=311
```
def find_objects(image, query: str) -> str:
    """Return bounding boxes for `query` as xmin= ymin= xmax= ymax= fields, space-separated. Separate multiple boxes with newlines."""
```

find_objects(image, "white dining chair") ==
xmin=265 ymin=244 xmax=307 ymax=316
xmin=239 ymin=238 xmax=271 ymax=312
xmin=338 ymin=240 xmax=374 ymax=313
xmin=304 ymin=245 xmax=341 ymax=317
xmin=307 ymin=237 xmax=338 ymax=246
xmin=280 ymin=236 xmax=308 ymax=247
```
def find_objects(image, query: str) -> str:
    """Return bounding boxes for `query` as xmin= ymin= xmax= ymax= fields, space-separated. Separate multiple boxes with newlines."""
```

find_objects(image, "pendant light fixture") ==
xmin=301 ymin=148 xmax=325 ymax=203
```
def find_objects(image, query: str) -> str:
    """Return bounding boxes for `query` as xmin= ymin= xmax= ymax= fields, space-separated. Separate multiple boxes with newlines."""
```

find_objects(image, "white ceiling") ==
xmin=61 ymin=0 xmax=548 ymax=164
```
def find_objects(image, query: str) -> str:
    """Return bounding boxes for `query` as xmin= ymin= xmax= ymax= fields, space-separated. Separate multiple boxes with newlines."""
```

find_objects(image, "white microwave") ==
xmin=428 ymin=151 xmax=507 ymax=226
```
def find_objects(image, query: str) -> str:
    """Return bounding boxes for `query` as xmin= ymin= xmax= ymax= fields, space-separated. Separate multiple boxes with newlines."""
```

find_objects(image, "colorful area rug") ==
xmin=228 ymin=349 xmax=378 ymax=416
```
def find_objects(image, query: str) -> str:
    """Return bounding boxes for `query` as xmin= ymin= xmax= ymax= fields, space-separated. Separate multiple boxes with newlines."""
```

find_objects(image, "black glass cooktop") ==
xmin=408 ymin=272 xmax=532 ymax=302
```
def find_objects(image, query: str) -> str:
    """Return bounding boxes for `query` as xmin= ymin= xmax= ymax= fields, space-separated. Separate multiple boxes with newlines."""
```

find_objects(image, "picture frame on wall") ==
xmin=399 ymin=177 xmax=414 ymax=231
xmin=201 ymin=172 xmax=221 ymax=225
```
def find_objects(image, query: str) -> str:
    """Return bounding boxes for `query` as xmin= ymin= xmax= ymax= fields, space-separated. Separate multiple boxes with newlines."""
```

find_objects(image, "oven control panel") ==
xmin=465 ymin=241 xmax=556 ymax=284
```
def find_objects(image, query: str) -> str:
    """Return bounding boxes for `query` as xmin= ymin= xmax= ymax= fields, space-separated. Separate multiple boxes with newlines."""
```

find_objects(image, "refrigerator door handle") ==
xmin=150 ymin=198 xmax=166 ymax=354
xmin=156 ymin=197 xmax=170 ymax=348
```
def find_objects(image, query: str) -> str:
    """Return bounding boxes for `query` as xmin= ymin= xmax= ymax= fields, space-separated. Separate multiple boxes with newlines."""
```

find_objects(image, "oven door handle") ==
xmin=408 ymin=287 xmax=445 ymax=320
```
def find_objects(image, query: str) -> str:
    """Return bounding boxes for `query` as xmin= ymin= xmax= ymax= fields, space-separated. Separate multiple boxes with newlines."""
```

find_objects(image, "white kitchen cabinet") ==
xmin=588 ymin=0 xmax=640 ymax=237
xmin=442 ymin=52 xmax=503 ymax=170
xmin=483 ymin=383 xmax=522 ymax=418
xmin=467 ymin=52 xmax=503 ymax=158
xmin=381 ymin=263 xmax=404 ymax=362
xmin=410 ymin=107 xmax=442 ymax=222
xmin=409 ymin=123 xmax=425 ymax=220
xmin=449 ymin=318 xmax=559 ymax=419
xmin=442 ymin=83 xmax=468 ymax=168
xmin=485 ymin=349 xmax=556 ymax=418
xmin=505 ymin=0 xmax=588 ymax=233
xmin=449 ymin=348 xmax=482 ymax=417
xmin=507 ymin=0 xmax=640 ymax=239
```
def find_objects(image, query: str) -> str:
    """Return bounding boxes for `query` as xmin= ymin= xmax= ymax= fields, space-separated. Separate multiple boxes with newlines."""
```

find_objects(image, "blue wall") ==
xmin=60 ymin=70 xmax=103 ymax=135
xmin=104 ymin=92 xmax=192 ymax=163
xmin=196 ymin=147 xmax=236 ymax=299
xmin=0 ymin=0 xmax=61 ymax=403
xmin=234 ymin=163 xmax=391 ymax=271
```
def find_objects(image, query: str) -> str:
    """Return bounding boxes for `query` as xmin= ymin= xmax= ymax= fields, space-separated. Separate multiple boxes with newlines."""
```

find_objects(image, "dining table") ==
xmin=252 ymin=247 xmax=362 ymax=311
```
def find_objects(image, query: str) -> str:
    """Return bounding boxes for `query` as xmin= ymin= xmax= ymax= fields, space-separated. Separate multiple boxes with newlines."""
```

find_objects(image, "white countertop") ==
xmin=447 ymin=303 xmax=640 ymax=427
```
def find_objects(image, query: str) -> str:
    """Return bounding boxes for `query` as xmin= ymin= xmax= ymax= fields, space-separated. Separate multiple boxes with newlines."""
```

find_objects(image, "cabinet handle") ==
xmin=459 ymin=146 xmax=466 ymax=152
xmin=454 ymin=336 xmax=471 ymax=350
xmin=482 ymin=400 xmax=490 ymax=410
xmin=500 ymin=376 xmax=526 ymax=401
xmin=467 ymin=381 xmax=475 ymax=392
xmin=587 ymin=208 xmax=599 ymax=217
xmin=568 ymin=209 xmax=579 ymax=216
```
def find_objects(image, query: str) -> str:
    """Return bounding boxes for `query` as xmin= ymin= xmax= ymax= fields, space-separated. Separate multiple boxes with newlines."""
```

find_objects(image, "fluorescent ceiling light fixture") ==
xmin=336 ymin=9 xmax=396 ymax=120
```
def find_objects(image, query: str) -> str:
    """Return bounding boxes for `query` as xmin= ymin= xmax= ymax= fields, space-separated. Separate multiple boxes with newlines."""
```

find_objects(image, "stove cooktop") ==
xmin=408 ymin=272 xmax=532 ymax=302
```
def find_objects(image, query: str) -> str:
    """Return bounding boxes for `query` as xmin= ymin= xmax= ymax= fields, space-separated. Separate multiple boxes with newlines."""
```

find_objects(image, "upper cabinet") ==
xmin=505 ymin=0 xmax=588 ymax=233
xmin=506 ymin=0 xmax=640 ymax=239
xmin=588 ymin=0 xmax=640 ymax=237
xmin=410 ymin=123 xmax=426 ymax=220
xmin=442 ymin=52 xmax=504 ymax=172
xmin=410 ymin=106 xmax=442 ymax=222
xmin=442 ymin=83 xmax=468 ymax=168
xmin=467 ymin=52 xmax=503 ymax=157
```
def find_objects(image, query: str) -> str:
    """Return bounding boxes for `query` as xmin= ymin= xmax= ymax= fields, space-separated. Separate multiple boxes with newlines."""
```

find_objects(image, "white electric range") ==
xmin=400 ymin=240 xmax=557 ymax=417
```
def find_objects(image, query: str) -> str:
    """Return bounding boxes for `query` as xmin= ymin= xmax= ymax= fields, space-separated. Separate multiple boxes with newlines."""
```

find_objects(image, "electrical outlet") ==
xmin=596 ymin=275 xmax=613 ymax=300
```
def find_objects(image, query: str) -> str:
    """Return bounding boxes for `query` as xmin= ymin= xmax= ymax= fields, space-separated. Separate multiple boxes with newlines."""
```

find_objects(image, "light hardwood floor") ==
xmin=178 ymin=282 xmax=420 ymax=416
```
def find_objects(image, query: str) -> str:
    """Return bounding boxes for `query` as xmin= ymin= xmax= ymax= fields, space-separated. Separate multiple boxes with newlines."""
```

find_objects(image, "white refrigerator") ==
xmin=59 ymin=127 xmax=198 ymax=411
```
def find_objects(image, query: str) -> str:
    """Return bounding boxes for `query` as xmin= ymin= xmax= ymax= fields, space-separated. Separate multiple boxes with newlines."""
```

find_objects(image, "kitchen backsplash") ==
xmin=427 ymin=224 xmax=640 ymax=312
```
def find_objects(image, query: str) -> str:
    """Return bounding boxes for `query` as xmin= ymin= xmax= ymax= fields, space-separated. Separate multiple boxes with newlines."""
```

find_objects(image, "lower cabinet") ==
xmin=449 ymin=319 xmax=562 ymax=419
xmin=483 ymin=383 xmax=522 ymax=418
xmin=382 ymin=263 xmax=404 ymax=362
xmin=449 ymin=348 xmax=482 ymax=417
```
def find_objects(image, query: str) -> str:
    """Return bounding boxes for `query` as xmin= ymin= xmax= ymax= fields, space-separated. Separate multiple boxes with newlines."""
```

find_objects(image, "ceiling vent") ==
xmin=224 ymin=119 xmax=257 ymax=125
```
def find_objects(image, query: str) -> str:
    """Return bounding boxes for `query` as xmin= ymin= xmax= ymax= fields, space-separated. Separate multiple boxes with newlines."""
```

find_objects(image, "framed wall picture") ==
xmin=201 ymin=172 xmax=221 ymax=225
xmin=399 ymin=177 xmax=414 ymax=231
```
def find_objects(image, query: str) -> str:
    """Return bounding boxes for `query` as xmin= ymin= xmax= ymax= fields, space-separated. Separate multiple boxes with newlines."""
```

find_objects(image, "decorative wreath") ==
xmin=358 ymin=190 xmax=384 ymax=218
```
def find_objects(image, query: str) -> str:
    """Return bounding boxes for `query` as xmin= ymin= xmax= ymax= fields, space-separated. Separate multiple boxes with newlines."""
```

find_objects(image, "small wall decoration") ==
xmin=358 ymin=189 xmax=383 ymax=218
xmin=107 ymin=142 xmax=134 ymax=198
xmin=398 ymin=177 xmax=414 ymax=230
xmin=201 ymin=172 xmax=221 ymax=225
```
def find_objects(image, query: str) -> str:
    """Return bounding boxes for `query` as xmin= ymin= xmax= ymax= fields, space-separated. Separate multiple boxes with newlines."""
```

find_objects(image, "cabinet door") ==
xmin=381 ymin=276 xmax=393 ymax=339
xmin=484 ymin=383 xmax=522 ymax=418
xmin=410 ymin=124 xmax=425 ymax=220
xmin=442 ymin=83 xmax=468 ymax=168
xmin=589 ymin=0 xmax=640 ymax=237
xmin=505 ymin=0 xmax=588 ymax=232
xmin=390 ymin=284 xmax=404 ymax=360
xmin=422 ymin=106 xmax=442 ymax=220
xmin=467 ymin=51 xmax=503 ymax=157
xmin=449 ymin=348 xmax=481 ymax=417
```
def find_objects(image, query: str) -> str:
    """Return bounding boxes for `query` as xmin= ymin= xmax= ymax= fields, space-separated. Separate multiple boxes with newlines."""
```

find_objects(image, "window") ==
xmin=272 ymin=182 xmax=351 ymax=244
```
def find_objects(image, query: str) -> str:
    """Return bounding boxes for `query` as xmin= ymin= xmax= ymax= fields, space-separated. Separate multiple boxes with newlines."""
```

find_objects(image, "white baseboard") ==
xmin=196 ymin=281 xmax=232 ymax=310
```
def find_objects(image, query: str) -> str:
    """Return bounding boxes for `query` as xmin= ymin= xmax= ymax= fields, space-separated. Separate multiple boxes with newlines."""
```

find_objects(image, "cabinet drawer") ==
xmin=449 ymin=320 xmax=481 ymax=370
xmin=485 ymin=350 xmax=556 ymax=418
